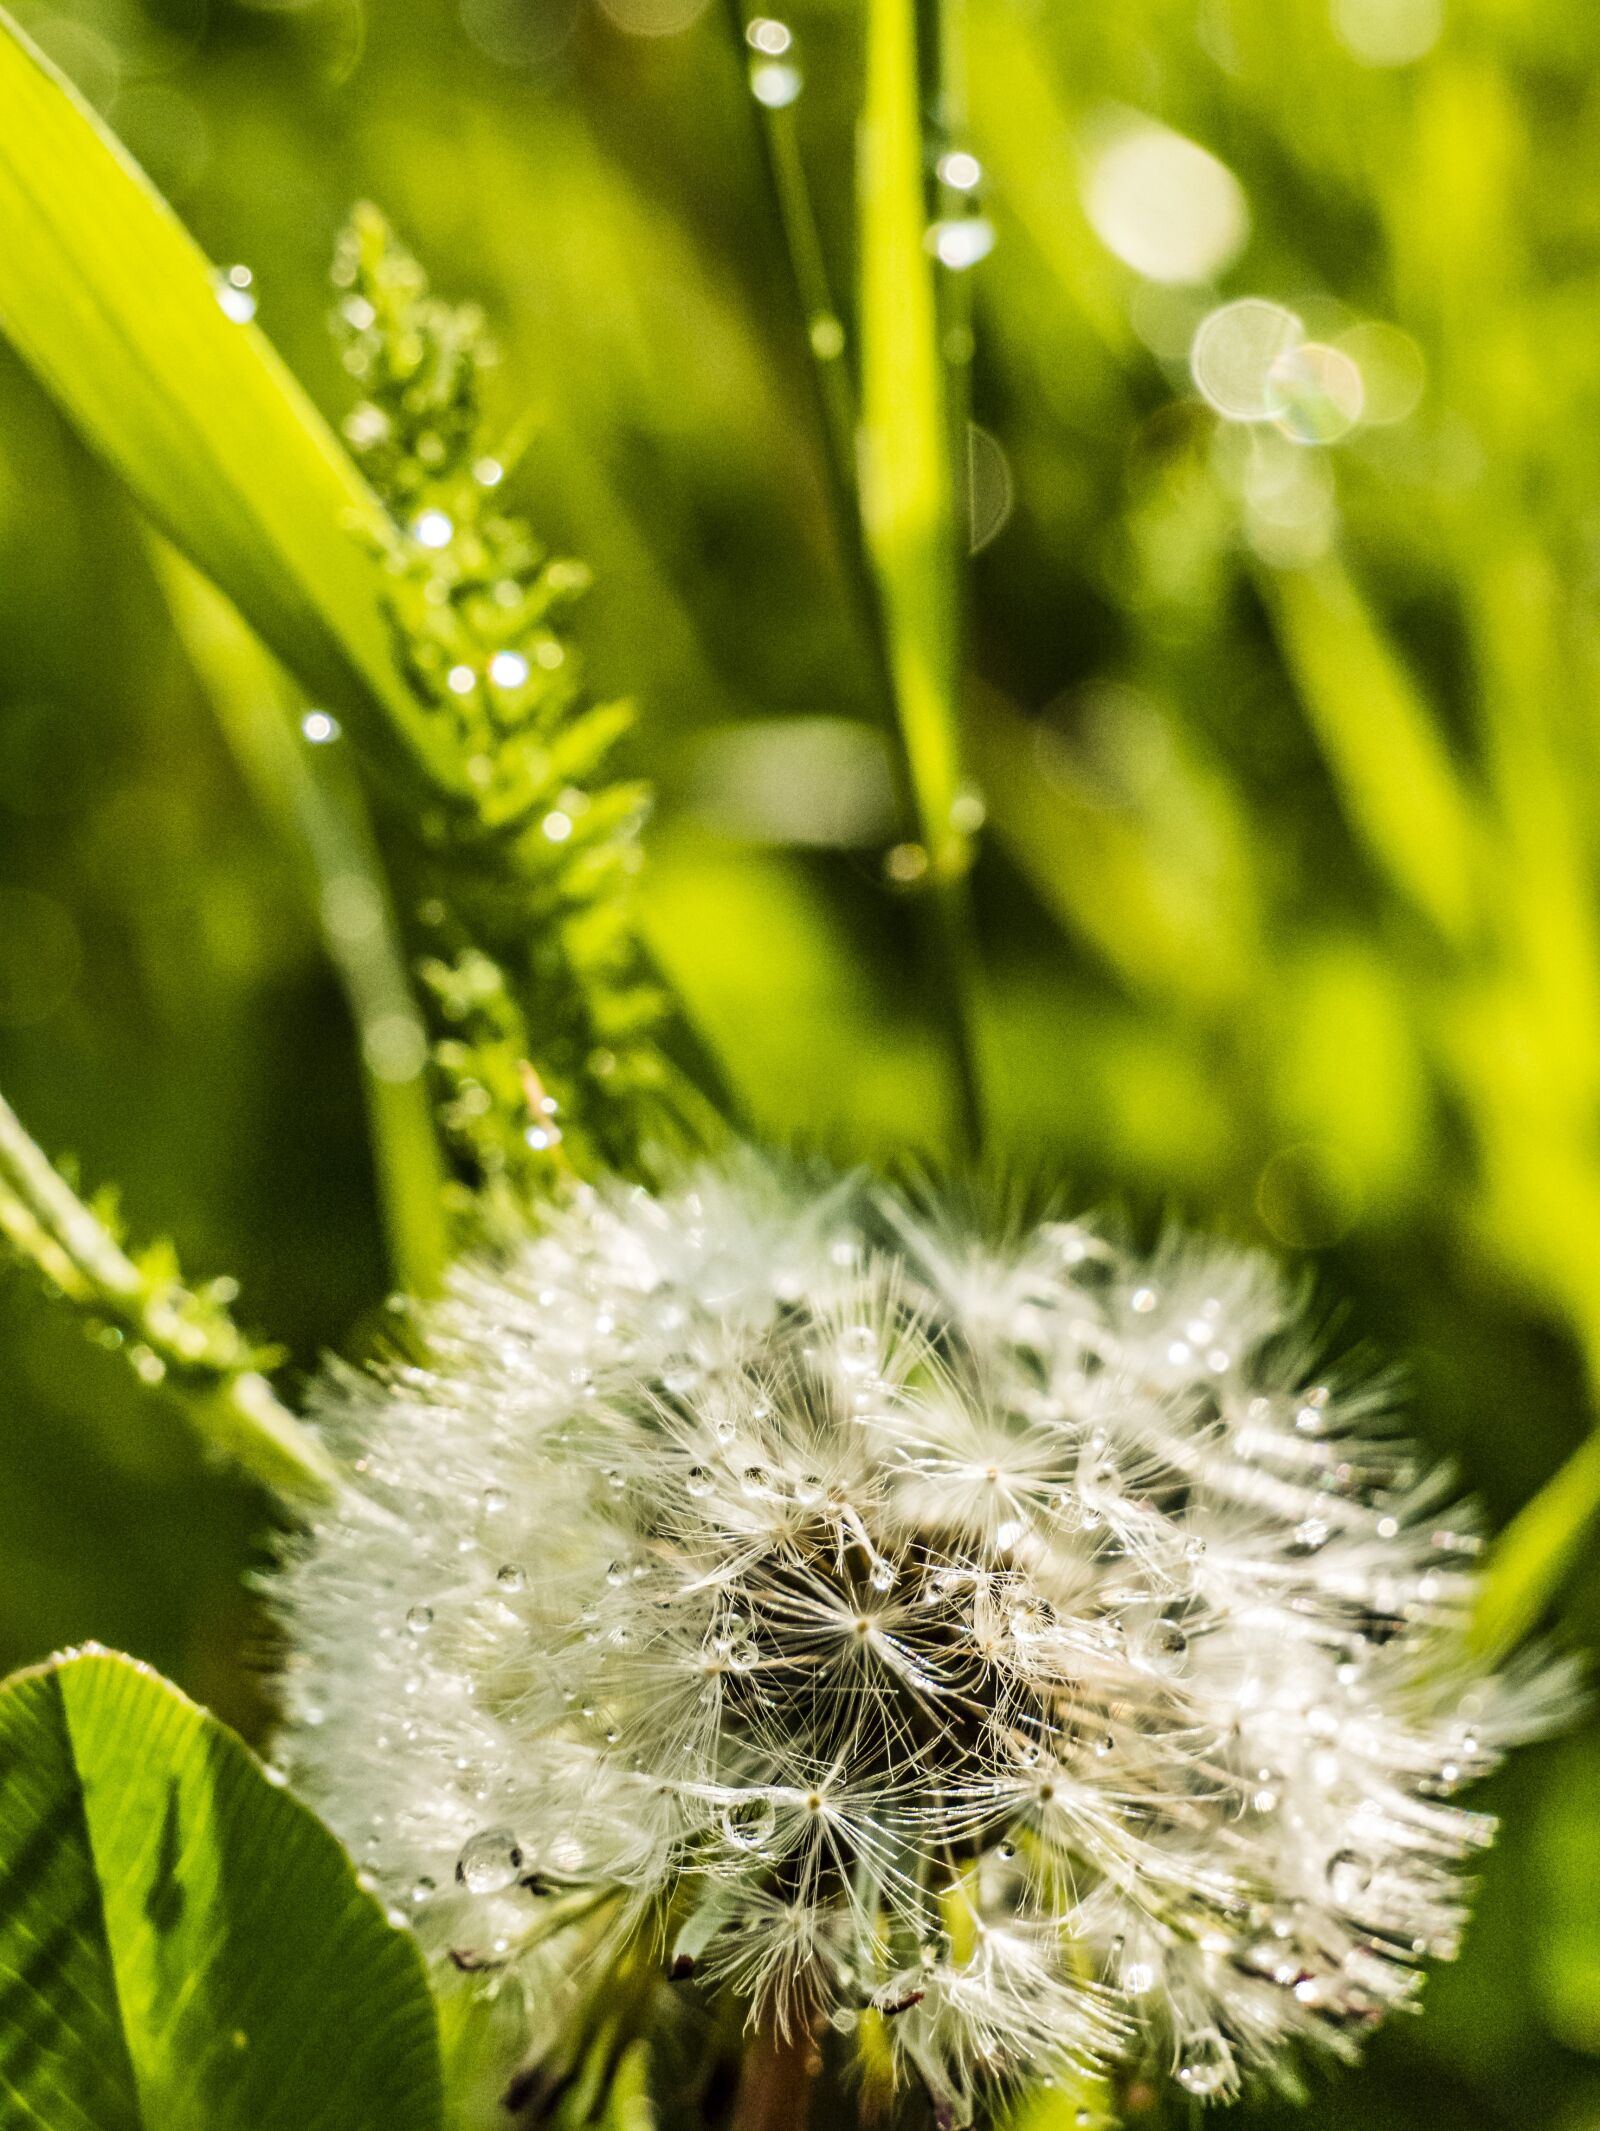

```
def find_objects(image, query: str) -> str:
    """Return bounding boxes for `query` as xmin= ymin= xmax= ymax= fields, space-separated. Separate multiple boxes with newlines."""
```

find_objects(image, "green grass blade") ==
xmin=0 ymin=1648 xmax=444 ymax=2130
xmin=1471 ymin=1427 xmax=1600 ymax=1659
xmin=156 ymin=548 xmax=451 ymax=1298
xmin=858 ymin=0 xmax=985 ymax=1151
xmin=1262 ymin=558 xmax=1481 ymax=946
xmin=0 ymin=10 xmax=451 ymax=800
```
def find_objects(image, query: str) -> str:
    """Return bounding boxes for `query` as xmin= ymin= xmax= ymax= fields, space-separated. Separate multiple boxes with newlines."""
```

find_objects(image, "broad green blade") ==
xmin=0 ymin=1649 xmax=445 ymax=2131
xmin=1262 ymin=558 xmax=1482 ymax=947
xmin=0 ymin=10 xmax=449 ymax=799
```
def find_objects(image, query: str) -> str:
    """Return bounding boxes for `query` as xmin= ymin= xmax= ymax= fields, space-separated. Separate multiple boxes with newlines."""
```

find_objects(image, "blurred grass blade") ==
xmin=0 ymin=1647 xmax=444 ymax=2131
xmin=1472 ymin=1426 xmax=1600 ymax=1658
xmin=0 ymin=1086 xmax=336 ymax=1500
xmin=1262 ymin=558 xmax=1481 ymax=946
xmin=157 ymin=548 xmax=451 ymax=1298
xmin=858 ymin=0 xmax=985 ymax=1150
xmin=0 ymin=10 xmax=450 ymax=798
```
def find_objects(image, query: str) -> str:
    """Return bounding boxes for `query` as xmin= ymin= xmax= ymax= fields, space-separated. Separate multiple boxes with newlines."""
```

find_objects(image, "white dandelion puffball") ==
xmin=274 ymin=1159 xmax=1568 ymax=2120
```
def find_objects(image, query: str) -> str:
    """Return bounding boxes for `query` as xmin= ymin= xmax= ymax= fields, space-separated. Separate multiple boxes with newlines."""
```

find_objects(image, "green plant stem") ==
xmin=728 ymin=0 xmax=985 ymax=1157
xmin=729 ymin=2020 xmax=815 ymax=2131
xmin=155 ymin=543 xmax=451 ymax=1298
xmin=0 ymin=1088 xmax=336 ymax=1501
xmin=857 ymin=0 xmax=985 ymax=1156
xmin=722 ymin=0 xmax=857 ymax=501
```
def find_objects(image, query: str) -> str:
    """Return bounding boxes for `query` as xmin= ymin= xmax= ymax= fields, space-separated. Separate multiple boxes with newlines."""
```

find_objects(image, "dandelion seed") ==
xmin=273 ymin=1157 xmax=1573 ymax=2119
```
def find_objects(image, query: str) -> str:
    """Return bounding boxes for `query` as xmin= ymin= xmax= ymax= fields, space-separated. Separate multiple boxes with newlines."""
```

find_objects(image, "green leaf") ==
xmin=0 ymin=1648 xmax=445 ymax=2131
xmin=0 ymin=10 xmax=451 ymax=799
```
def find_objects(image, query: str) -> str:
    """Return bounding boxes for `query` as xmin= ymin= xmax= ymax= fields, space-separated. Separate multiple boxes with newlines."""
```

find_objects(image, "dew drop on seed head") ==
xmin=497 ymin=1563 xmax=526 ymax=1593
xmin=1140 ymin=1618 xmax=1188 ymax=1672
xmin=1176 ymin=2028 xmax=1235 ymax=2098
xmin=406 ymin=1604 xmax=434 ymax=1636
xmin=1326 ymin=1849 xmax=1372 ymax=1907
xmin=411 ymin=1876 xmax=436 ymax=1905
xmin=685 ymin=1465 xmax=712 ymax=1497
xmin=839 ymin=1324 xmax=878 ymax=1376
xmin=720 ymin=1796 xmax=776 ymax=1850
xmin=482 ymin=1486 xmax=508 ymax=1516
xmin=456 ymin=1826 xmax=523 ymax=1894
xmin=869 ymin=1557 xmax=896 ymax=1593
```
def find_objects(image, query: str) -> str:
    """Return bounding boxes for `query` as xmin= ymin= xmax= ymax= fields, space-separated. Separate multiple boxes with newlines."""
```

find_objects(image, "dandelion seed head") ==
xmin=273 ymin=1158 xmax=1572 ymax=2117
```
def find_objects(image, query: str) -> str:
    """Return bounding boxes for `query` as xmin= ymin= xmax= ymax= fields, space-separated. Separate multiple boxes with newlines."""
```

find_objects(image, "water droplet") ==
xmin=741 ymin=1464 xmax=773 ymax=1499
xmin=829 ymin=2004 xmax=859 ymax=2033
xmin=884 ymin=840 xmax=930 ymax=885
xmin=482 ymin=1486 xmax=508 ymax=1516
xmin=1082 ymin=120 xmax=1248 ymax=286
xmin=869 ymin=1558 xmax=896 ymax=1593
xmin=1266 ymin=342 xmax=1365 ymax=444
xmin=406 ymin=1604 xmax=434 ymax=1636
xmin=938 ymin=149 xmax=983 ymax=192
xmin=1140 ymin=1618 xmax=1188 ymax=1672
xmin=411 ymin=1876 xmax=436 ymax=1904
xmin=1294 ymin=1515 xmax=1330 ymax=1553
xmin=750 ymin=58 xmax=801 ymax=106
xmin=1176 ymin=2028 xmax=1235 ymax=2099
xmin=685 ymin=1465 xmax=713 ymax=1498
xmin=1129 ymin=1285 xmax=1158 ymax=1313
xmin=808 ymin=312 xmax=845 ymax=360
xmin=497 ymin=1564 xmax=526 ymax=1593
xmin=213 ymin=264 xmax=257 ymax=322
xmin=456 ymin=1827 xmax=524 ymax=1894
xmin=411 ymin=509 xmax=454 ymax=549
xmin=1191 ymin=298 xmax=1305 ymax=422
xmin=839 ymin=1324 xmax=878 ymax=1376
xmin=926 ymin=215 xmax=996 ymax=270
xmin=720 ymin=1796 xmax=776 ymax=1851
xmin=919 ymin=1926 xmax=953 ymax=1970
xmin=1327 ymin=1849 xmax=1372 ymax=1907
xmin=489 ymin=649 xmax=530 ymax=688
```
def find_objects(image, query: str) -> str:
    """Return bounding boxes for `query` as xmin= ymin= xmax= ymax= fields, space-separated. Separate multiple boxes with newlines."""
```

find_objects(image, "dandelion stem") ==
xmin=0 ymin=1085 xmax=336 ymax=1502
xmin=729 ymin=2020 xmax=816 ymax=2131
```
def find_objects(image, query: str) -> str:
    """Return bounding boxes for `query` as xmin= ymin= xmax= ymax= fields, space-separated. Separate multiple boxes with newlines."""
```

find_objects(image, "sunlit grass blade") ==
xmin=1262 ymin=557 xmax=1482 ymax=946
xmin=156 ymin=548 xmax=451 ymax=1298
xmin=1472 ymin=1427 xmax=1600 ymax=1659
xmin=0 ymin=9 xmax=454 ymax=800
xmin=859 ymin=0 xmax=986 ymax=1153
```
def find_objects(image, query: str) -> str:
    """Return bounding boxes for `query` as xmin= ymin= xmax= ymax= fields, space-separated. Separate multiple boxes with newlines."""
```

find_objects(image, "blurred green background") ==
xmin=3 ymin=0 xmax=1600 ymax=2122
